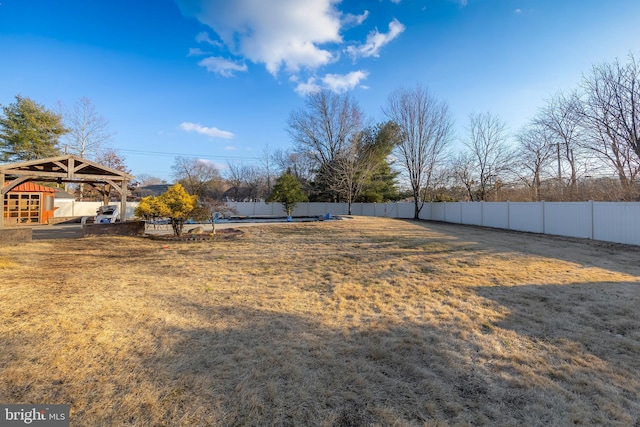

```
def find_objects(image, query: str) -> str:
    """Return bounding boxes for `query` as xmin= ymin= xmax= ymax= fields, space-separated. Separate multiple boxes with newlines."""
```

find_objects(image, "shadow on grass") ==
xmin=3 ymin=286 xmax=640 ymax=426
xmin=121 ymin=291 xmax=640 ymax=426
xmin=149 ymin=305 xmax=496 ymax=426
xmin=475 ymin=280 xmax=640 ymax=426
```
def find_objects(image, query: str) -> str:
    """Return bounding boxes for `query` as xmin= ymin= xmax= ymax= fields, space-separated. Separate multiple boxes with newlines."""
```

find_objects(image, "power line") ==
xmin=112 ymin=147 xmax=261 ymax=162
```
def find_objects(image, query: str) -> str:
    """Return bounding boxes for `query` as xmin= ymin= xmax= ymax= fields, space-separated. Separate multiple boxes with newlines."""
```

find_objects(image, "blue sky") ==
xmin=1 ymin=0 xmax=639 ymax=182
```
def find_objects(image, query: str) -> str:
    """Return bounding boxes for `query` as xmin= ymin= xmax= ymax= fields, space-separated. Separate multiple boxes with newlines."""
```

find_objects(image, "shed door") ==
xmin=3 ymin=193 xmax=41 ymax=224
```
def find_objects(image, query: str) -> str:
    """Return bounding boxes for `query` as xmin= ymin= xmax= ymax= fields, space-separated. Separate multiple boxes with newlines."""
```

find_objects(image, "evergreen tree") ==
xmin=0 ymin=95 xmax=68 ymax=162
xmin=267 ymin=172 xmax=308 ymax=216
xmin=357 ymin=121 xmax=401 ymax=202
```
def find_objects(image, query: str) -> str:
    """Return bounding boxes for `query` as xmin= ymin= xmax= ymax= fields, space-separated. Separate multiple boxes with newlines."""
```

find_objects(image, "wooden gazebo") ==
xmin=0 ymin=154 xmax=134 ymax=228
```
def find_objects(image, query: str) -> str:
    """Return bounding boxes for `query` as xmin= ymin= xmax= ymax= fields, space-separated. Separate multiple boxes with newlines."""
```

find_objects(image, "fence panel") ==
xmin=252 ymin=202 xmax=275 ymax=216
xmin=349 ymin=203 xmax=363 ymax=216
xmin=397 ymin=203 xmax=414 ymax=218
xmin=307 ymin=203 xmax=321 ymax=216
xmin=382 ymin=203 xmax=397 ymax=218
xmin=509 ymin=202 xmax=544 ymax=233
xmin=593 ymin=202 xmax=640 ymax=245
xmin=444 ymin=203 xmax=462 ymax=224
xmin=481 ymin=203 xmax=509 ymax=229
xmin=430 ymin=203 xmax=446 ymax=221
xmin=461 ymin=203 xmax=483 ymax=226
xmin=543 ymin=202 xmax=592 ymax=239
xmin=54 ymin=201 xmax=103 ymax=217
xmin=53 ymin=201 xmax=75 ymax=217
xmin=359 ymin=203 xmax=376 ymax=217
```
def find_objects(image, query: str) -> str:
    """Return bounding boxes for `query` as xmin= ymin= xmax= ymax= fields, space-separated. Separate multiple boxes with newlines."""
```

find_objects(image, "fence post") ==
xmin=590 ymin=200 xmax=594 ymax=240
xmin=541 ymin=201 xmax=545 ymax=235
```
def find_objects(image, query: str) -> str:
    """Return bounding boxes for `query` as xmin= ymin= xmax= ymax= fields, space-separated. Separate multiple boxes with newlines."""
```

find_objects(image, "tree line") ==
xmin=2 ymin=53 xmax=639 ymax=215
xmin=281 ymin=52 xmax=640 ymax=218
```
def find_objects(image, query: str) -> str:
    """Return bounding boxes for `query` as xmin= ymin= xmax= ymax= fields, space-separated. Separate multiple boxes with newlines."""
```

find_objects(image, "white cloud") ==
xmin=295 ymin=70 xmax=369 ymax=95
xmin=514 ymin=8 xmax=522 ymax=14
xmin=197 ymin=56 xmax=248 ymax=77
xmin=177 ymin=0 xmax=343 ymax=76
xmin=188 ymin=47 xmax=211 ymax=56
xmin=179 ymin=122 xmax=234 ymax=139
xmin=342 ymin=10 xmax=369 ymax=27
xmin=178 ymin=0 xmax=399 ymax=95
xmin=295 ymin=77 xmax=323 ymax=96
xmin=195 ymin=31 xmax=223 ymax=47
xmin=346 ymin=19 xmax=405 ymax=59
xmin=322 ymin=70 xmax=369 ymax=93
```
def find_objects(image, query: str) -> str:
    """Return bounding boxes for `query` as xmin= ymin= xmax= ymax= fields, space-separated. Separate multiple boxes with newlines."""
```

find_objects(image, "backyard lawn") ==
xmin=1 ymin=217 xmax=639 ymax=426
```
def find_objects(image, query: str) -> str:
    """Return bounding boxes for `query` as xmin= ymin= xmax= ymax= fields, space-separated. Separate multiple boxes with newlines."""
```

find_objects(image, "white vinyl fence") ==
xmin=54 ymin=200 xmax=640 ymax=246
xmin=54 ymin=200 xmax=139 ymax=219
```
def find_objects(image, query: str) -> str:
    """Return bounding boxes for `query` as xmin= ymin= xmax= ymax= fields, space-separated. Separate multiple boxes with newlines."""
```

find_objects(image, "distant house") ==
xmin=54 ymin=188 xmax=76 ymax=200
xmin=222 ymin=186 xmax=261 ymax=202
xmin=131 ymin=184 xmax=171 ymax=200
xmin=3 ymin=182 xmax=59 ymax=225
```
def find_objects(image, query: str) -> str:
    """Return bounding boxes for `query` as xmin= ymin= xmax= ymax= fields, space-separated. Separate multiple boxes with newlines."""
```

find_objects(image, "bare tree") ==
xmin=260 ymin=144 xmax=275 ymax=194
xmin=581 ymin=53 xmax=640 ymax=199
xmin=329 ymin=129 xmax=387 ymax=214
xmin=171 ymin=157 xmax=222 ymax=199
xmin=383 ymin=85 xmax=454 ymax=218
xmin=60 ymin=97 xmax=114 ymax=159
xmin=534 ymin=91 xmax=587 ymax=199
xmin=288 ymin=90 xmax=364 ymax=165
xmin=224 ymin=162 xmax=245 ymax=201
xmin=287 ymin=90 xmax=365 ymax=199
xmin=242 ymin=164 xmax=267 ymax=201
xmin=450 ymin=151 xmax=476 ymax=201
xmin=271 ymin=148 xmax=314 ymax=183
xmin=135 ymin=173 xmax=166 ymax=186
xmin=514 ymin=123 xmax=555 ymax=201
xmin=95 ymin=148 xmax=130 ymax=173
xmin=464 ymin=112 xmax=514 ymax=201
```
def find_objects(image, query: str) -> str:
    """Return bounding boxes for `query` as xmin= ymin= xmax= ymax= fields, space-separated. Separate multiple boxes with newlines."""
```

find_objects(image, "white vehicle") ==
xmin=95 ymin=205 xmax=120 ymax=223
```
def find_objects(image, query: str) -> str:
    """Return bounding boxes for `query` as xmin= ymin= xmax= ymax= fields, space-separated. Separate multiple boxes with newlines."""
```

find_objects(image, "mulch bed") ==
xmin=145 ymin=228 xmax=244 ymax=242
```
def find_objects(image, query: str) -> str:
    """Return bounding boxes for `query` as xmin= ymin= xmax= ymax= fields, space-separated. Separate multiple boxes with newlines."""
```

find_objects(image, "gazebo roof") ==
xmin=0 ymin=154 xmax=134 ymax=182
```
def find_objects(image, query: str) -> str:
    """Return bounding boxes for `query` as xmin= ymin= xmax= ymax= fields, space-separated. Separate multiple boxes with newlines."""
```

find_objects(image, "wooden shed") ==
xmin=3 ymin=182 xmax=58 ymax=225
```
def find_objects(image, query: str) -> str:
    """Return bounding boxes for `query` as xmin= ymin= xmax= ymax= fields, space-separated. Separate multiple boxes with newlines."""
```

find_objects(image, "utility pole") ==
xmin=557 ymin=141 xmax=563 ymax=198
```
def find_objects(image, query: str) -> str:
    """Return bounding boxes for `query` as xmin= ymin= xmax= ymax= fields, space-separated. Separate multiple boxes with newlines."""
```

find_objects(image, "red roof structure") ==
xmin=4 ymin=182 xmax=57 ymax=193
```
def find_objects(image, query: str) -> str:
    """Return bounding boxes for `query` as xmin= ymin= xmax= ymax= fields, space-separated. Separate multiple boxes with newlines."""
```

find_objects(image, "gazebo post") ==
xmin=102 ymin=183 xmax=111 ymax=206
xmin=120 ymin=180 xmax=128 ymax=222
xmin=0 ymin=173 xmax=4 ymax=228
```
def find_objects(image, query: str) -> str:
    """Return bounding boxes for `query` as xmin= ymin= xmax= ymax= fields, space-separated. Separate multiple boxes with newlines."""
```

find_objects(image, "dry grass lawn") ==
xmin=1 ymin=217 xmax=639 ymax=426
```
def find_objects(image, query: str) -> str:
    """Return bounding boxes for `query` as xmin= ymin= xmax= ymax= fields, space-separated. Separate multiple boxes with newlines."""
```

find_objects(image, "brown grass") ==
xmin=1 ymin=217 xmax=639 ymax=426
